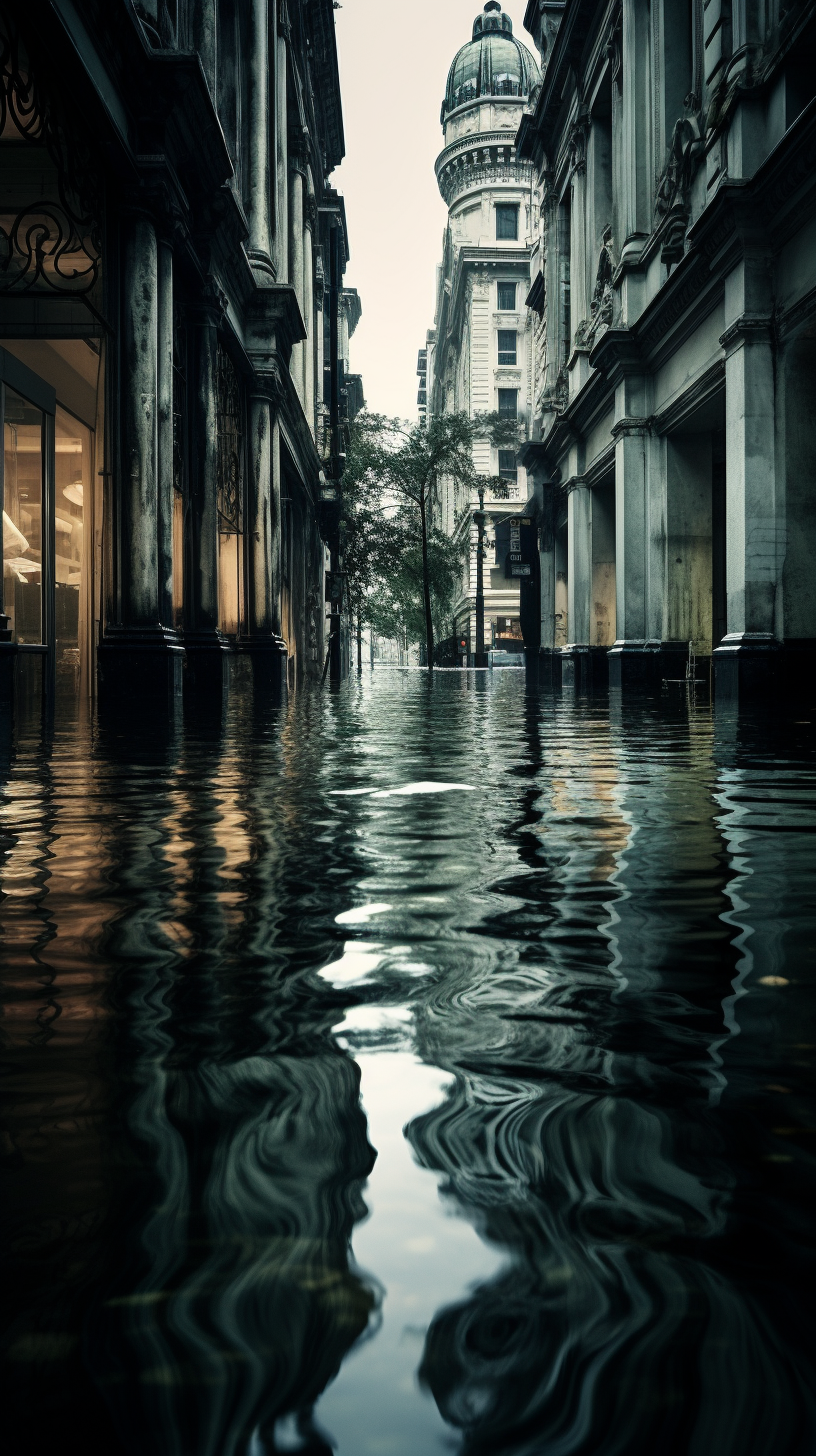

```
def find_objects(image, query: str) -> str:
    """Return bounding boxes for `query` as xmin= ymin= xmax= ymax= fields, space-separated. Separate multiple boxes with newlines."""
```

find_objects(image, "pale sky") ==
xmin=332 ymin=0 xmax=533 ymax=422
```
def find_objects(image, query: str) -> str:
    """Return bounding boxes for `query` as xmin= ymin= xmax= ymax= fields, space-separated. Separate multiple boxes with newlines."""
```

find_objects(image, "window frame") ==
xmin=497 ymin=388 xmax=518 ymax=420
xmin=0 ymin=347 xmax=56 ymax=666
xmin=497 ymin=330 xmax=518 ymax=366
xmin=497 ymin=282 xmax=517 ymax=311
xmin=495 ymin=204 xmax=519 ymax=241
xmin=498 ymin=449 xmax=518 ymax=481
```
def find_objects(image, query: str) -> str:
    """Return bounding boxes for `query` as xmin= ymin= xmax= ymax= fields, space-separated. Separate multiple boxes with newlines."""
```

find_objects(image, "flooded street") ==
xmin=2 ymin=670 xmax=816 ymax=1456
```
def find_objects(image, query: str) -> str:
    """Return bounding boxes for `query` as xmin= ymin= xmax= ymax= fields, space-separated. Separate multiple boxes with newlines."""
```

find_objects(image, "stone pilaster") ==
xmin=713 ymin=314 xmax=782 ymax=699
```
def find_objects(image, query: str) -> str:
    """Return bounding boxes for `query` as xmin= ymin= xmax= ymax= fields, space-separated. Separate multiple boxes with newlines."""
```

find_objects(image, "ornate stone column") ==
xmin=122 ymin=212 xmax=159 ymax=630
xmin=275 ymin=29 xmax=289 ymax=282
xmin=303 ymin=197 xmax=315 ymax=434
xmin=242 ymin=370 xmax=287 ymax=678
xmin=563 ymin=480 xmax=593 ymax=688
xmin=98 ymin=210 xmax=183 ymax=699
xmin=609 ymin=420 xmax=654 ymax=686
xmin=245 ymin=0 xmax=274 ymax=279
xmin=184 ymin=288 xmax=229 ymax=675
xmin=157 ymin=236 xmax=175 ymax=629
xmin=619 ymin=0 xmax=652 ymax=272
xmin=289 ymin=167 xmax=305 ymax=403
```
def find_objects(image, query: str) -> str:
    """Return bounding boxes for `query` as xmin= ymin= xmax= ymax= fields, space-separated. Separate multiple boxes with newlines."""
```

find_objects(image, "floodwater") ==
xmin=2 ymin=668 xmax=816 ymax=1456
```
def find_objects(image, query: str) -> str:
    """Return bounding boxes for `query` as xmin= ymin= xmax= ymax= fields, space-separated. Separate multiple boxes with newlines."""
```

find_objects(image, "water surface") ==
xmin=2 ymin=670 xmax=815 ymax=1455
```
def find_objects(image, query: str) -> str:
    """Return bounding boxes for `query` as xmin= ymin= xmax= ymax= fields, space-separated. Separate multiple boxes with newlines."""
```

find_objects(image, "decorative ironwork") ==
xmin=216 ymin=344 xmax=243 ymax=533
xmin=0 ymin=14 xmax=101 ymax=295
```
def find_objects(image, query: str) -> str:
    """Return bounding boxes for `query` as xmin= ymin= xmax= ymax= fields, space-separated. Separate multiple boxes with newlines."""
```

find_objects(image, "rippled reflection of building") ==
xmin=405 ymin=701 xmax=816 ymax=1455
xmin=0 ymin=698 xmax=379 ymax=1455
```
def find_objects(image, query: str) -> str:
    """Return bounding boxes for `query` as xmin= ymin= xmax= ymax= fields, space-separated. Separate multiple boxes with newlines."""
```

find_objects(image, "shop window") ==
xmin=2 ymin=341 xmax=102 ymax=693
xmin=55 ymin=406 xmax=91 ymax=680
xmin=498 ymin=330 xmax=517 ymax=365
xmin=496 ymin=205 xmax=519 ymax=241
xmin=497 ymin=282 xmax=517 ymax=310
xmin=216 ymin=344 xmax=244 ymax=638
xmin=3 ymin=387 xmax=43 ymax=644
xmin=498 ymin=389 xmax=518 ymax=419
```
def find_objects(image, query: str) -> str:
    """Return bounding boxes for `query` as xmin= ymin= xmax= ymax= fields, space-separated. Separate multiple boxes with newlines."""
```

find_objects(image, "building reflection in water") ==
xmin=0 ymin=687 xmax=379 ymax=1456
xmin=407 ymin=694 xmax=816 ymax=1456
xmin=2 ymin=678 xmax=815 ymax=1456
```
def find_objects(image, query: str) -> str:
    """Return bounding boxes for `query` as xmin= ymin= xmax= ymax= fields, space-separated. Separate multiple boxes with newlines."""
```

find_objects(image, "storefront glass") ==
xmin=55 ymin=406 xmax=91 ymax=678
xmin=3 ymin=387 xmax=43 ymax=643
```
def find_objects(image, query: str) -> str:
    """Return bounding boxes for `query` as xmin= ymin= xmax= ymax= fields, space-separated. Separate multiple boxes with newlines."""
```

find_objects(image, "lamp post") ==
xmin=474 ymin=482 xmax=487 ymax=668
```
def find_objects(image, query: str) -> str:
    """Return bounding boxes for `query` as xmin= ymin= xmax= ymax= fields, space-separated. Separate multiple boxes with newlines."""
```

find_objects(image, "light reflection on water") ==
xmin=1 ymin=672 xmax=815 ymax=1456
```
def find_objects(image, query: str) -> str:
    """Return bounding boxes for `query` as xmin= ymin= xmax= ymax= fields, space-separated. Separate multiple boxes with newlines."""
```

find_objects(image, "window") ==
xmin=498 ymin=450 xmax=517 ymax=481
xmin=496 ymin=205 xmax=518 ymax=241
xmin=497 ymin=330 xmax=517 ymax=366
xmin=3 ymin=387 xmax=44 ymax=645
xmin=498 ymin=389 xmax=518 ymax=419
xmin=497 ymin=282 xmax=517 ymax=311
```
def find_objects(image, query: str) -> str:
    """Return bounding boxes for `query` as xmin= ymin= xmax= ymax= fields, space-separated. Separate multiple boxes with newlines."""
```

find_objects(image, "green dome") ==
xmin=442 ymin=3 xmax=541 ymax=122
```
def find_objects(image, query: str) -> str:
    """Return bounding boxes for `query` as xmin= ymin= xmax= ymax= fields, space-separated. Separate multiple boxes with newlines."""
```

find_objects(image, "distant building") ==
xmin=0 ymin=0 xmax=359 ymax=705
xmin=416 ymin=347 xmax=428 ymax=425
xmin=517 ymin=0 xmax=816 ymax=700
xmin=425 ymin=2 xmax=541 ymax=660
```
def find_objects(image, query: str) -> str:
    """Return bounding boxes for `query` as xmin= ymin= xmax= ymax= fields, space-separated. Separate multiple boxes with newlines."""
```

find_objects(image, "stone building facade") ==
xmin=426 ymin=2 xmax=541 ymax=660
xmin=0 ymin=0 xmax=358 ymax=707
xmin=515 ymin=0 xmax=816 ymax=700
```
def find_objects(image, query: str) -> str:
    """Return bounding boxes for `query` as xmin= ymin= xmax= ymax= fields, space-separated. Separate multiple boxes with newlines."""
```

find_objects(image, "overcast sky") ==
xmin=332 ymin=0 xmax=533 ymax=422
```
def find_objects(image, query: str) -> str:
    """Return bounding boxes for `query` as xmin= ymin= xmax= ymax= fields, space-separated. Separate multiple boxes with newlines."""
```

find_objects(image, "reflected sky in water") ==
xmin=1 ymin=671 xmax=815 ymax=1456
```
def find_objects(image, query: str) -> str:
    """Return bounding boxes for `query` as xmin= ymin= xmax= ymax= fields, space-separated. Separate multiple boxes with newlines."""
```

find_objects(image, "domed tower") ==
xmin=427 ymin=3 xmax=541 ymax=662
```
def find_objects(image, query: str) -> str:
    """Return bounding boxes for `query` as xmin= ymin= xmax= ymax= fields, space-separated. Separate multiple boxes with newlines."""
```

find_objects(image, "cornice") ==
xmin=244 ymin=284 xmax=307 ymax=369
xmin=436 ymin=130 xmax=525 ymax=175
xmin=719 ymin=315 xmax=774 ymax=355
xmin=515 ymin=0 xmax=601 ymax=162
xmin=588 ymin=328 xmax=643 ymax=384
xmin=611 ymin=416 xmax=653 ymax=438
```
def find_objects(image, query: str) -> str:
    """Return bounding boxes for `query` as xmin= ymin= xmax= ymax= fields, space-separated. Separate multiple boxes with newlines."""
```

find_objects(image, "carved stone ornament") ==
xmin=567 ymin=109 xmax=589 ymax=176
xmin=216 ymin=343 xmax=244 ymax=533
xmin=655 ymin=112 xmax=703 ymax=264
xmin=0 ymin=14 xmax=101 ymax=296
xmin=587 ymin=225 xmax=616 ymax=339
